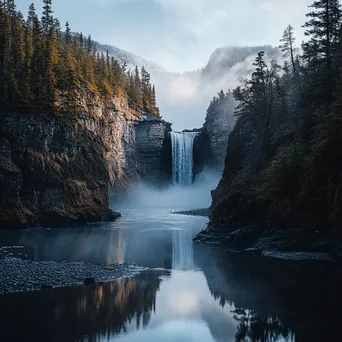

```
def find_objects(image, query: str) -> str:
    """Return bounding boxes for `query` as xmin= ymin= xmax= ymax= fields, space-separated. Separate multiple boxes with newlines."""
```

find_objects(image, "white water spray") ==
xmin=171 ymin=132 xmax=197 ymax=186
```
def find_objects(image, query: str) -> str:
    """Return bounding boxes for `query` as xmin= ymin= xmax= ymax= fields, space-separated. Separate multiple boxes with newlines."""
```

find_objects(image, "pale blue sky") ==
xmin=16 ymin=0 xmax=312 ymax=72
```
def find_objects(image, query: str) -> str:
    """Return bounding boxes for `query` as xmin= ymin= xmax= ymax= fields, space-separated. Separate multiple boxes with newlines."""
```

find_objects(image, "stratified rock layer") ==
xmin=0 ymin=93 xmax=171 ymax=229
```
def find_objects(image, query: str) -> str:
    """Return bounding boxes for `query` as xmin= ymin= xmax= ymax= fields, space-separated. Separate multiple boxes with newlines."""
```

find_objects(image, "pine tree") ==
xmin=0 ymin=4 xmax=11 ymax=79
xmin=27 ymin=3 xmax=36 ymax=28
xmin=43 ymin=25 xmax=58 ymax=110
xmin=134 ymin=66 xmax=143 ymax=109
xmin=11 ymin=11 xmax=25 ymax=80
xmin=0 ymin=0 xmax=159 ymax=114
xmin=141 ymin=66 xmax=152 ymax=113
xmin=79 ymin=32 xmax=83 ymax=49
xmin=53 ymin=18 xmax=62 ymax=42
xmin=5 ymin=0 xmax=16 ymax=17
xmin=22 ymin=22 xmax=34 ymax=103
xmin=302 ymin=0 xmax=342 ymax=102
xmin=65 ymin=21 xmax=71 ymax=45
xmin=41 ymin=0 xmax=53 ymax=35
xmin=86 ymin=35 xmax=92 ymax=55
xmin=233 ymin=52 xmax=280 ymax=169
xmin=279 ymin=25 xmax=297 ymax=74
xmin=151 ymin=85 xmax=159 ymax=116
xmin=30 ymin=6 xmax=42 ymax=105
xmin=8 ymin=72 xmax=23 ymax=106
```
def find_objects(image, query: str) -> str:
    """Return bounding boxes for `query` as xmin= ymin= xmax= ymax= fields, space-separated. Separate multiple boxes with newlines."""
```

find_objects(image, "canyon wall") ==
xmin=0 ymin=93 xmax=171 ymax=229
xmin=193 ymin=95 xmax=236 ymax=177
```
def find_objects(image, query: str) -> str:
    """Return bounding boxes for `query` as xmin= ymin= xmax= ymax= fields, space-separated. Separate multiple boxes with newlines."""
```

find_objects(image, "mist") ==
xmin=151 ymin=46 xmax=281 ymax=130
xmin=113 ymin=170 xmax=221 ymax=210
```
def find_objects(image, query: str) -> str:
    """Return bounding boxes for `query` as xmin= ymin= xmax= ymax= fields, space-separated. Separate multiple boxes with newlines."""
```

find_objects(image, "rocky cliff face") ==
xmin=193 ymin=93 xmax=236 ymax=176
xmin=135 ymin=116 xmax=172 ymax=184
xmin=0 ymin=114 xmax=110 ymax=228
xmin=0 ymin=93 xmax=172 ymax=229
xmin=76 ymin=93 xmax=172 ymax=195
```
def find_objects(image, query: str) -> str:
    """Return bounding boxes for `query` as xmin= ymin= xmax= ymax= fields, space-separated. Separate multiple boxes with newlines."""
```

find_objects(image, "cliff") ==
xmin=193 ymin=91 xmax=236 ymax=176
xmin=76 ymin=94 xmax=171 ymax=195
xmin=0 ymin=114 xmax=110 ymax=228
xmin=194 ymin=86 xmax=342 ymax=255
xmin=0 ymin=93 xmax=171 ymax=229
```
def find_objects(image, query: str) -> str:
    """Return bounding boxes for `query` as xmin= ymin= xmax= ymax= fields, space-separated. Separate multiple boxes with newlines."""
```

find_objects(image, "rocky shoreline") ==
xmin=172 ymin=208 xmax=211 ymax=217
xmin=0 ymin=256 xmax=145 ymax=295
xmin=194 ymin=222 xmax=342 ymax=263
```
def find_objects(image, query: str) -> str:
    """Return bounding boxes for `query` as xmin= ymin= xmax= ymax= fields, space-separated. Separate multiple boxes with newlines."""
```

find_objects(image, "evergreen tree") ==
xmin=65 ymin=21 xmax=71 ymax=45
xmin=8 ymin=72 xmax=23 ymax=106
xmin=53 ymin=17 xmax=62 ymax=42
xmin=43 ymin=25 xmax=58 ymax=109
xmin=5 ymin=0 xmax=16 ymax=16
xmin=279 ymin=25 xmax=297 ymax=74
xmin=30 ymin=7 xmax=42 ymax=105
xmin=233 ymin=52 xmax=280 ymax=169
xmin=22 ymin=22 xmax=34 ymax=103
xmin=133 ymin=66 xmax=143 ymax=109
xmin=0 ymin=0 xmax=159 ymax=116
xmin=86 ymin=35 xmax=92 ymax=55
xmin=302 ymin=0 xmax=342 ymax=102
xmin=79 ymin=32 xmax=84 ymax=49
xmin=0 ymin=4 xmax=11 ymax=79
xmin=41 ymin=0 xmax=53 ymax=35
xmin=141 ymin=66 xmax=151 ymax=113
xmin=27 ymin=3 xmax=36 ymax=28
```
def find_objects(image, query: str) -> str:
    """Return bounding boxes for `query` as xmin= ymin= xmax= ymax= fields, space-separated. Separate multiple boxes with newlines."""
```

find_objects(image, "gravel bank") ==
xmin=0 ymin=257 xmax=146 ymax=295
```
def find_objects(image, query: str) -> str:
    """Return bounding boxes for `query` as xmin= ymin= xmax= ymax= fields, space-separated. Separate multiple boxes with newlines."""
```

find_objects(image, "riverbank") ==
xmin=0 ymin=255 xmax=145 ymax=295
xmin=194 ymin=222 xmax=342 ymax=262
xmin=172 ymin=208 xmax=211 ymax=217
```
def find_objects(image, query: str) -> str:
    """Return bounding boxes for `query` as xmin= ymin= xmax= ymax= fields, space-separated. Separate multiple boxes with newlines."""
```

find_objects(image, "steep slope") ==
xmin=93 ymin=41 xmax=280 ymax=130
xmin=0 ymin=92 xmax=171 ymax=229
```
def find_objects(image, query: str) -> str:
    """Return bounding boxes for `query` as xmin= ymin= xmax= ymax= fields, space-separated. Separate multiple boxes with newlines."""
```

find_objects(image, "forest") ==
xmin=211 ymin=0 xmax=342 ymax=230
xmin=0 ymin=0 xmax=160 ymax=117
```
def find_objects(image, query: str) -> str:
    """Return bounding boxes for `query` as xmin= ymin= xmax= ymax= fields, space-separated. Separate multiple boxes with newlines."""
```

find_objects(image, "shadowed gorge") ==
xmin=2 ymin=0 xmax=342 ymax=341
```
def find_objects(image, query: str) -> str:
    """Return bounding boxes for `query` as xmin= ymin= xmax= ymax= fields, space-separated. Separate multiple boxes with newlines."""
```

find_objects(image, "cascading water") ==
xmin=170 ymin=132 xmax=197 ymax=186
xmin=170 ymin=131 xmax=197 ymax=270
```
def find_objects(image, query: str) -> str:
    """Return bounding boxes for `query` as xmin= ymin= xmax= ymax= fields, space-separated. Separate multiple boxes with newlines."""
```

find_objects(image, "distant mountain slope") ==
xmin=94 ymin=41 xmax=167 ymax=74
xmin=93 ymin=40 xmax=280 ymax=130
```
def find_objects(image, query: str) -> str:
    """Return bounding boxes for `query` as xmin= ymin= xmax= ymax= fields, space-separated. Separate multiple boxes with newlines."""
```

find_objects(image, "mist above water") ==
xmin=113 ymin=170 xmax=221 ymax=210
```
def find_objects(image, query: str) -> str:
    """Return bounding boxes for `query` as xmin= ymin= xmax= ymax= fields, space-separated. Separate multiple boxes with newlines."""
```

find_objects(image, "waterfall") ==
xmin=171 ymin=132 xmax=197 ymax=186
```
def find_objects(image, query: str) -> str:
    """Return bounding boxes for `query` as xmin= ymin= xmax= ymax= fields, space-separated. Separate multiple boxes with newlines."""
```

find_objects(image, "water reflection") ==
xmin=0 ymin=270 xmax=169 ymax=342
xmin=0 ymin=209 xmax=207 ymax=270
xmin=172 ymin=228 xmax=194 ymax=270
xmin=194 ymin=245 xmax=342 ymax=342
xmin=1 ymin=209 xmax=342 ymax=342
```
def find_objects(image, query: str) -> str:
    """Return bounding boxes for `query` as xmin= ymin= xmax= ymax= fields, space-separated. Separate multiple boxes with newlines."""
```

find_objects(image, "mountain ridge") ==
xmin=93 ymin=40 xmax=281 ymax=130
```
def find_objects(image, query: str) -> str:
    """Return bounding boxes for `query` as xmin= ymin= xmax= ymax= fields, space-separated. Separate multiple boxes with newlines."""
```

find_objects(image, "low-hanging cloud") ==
xmin=152 ymin=46 xmax=282 ymax=130
xmin=16 ymin=0 xmax=312 ymax=130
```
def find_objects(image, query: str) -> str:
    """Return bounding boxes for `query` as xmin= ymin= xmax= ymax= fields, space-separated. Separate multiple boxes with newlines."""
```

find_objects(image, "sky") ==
xmin=16 ymin=0 xmax=313 ymax=73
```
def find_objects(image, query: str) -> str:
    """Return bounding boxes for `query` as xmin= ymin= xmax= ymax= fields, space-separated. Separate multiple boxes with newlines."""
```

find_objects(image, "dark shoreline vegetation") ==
xmin=195 ymin=0 xmax=342 ymax=256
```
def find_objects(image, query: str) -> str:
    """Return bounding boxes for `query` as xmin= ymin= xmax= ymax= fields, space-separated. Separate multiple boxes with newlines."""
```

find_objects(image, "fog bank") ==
xmin=113 ymin=170 xmax=221 ymax=210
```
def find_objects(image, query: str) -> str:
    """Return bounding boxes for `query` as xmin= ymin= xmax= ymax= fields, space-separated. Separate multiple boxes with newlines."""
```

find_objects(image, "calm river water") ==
xmin=1 ymin=206 xmax=342 ymax=342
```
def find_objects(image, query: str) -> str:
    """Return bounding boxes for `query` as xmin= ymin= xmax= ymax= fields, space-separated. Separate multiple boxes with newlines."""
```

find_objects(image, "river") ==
xmin=1 ymin=204 xmax=342 ymax=342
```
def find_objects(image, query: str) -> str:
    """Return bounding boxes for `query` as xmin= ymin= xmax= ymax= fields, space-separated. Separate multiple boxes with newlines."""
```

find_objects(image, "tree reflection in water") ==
xmin=232 ymin=309 xmax=294 ymax=342
xmin=0 ymin=270 xmax=170 ymax=342
xmin=194 ymin=244 xmax=342 ymax=342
